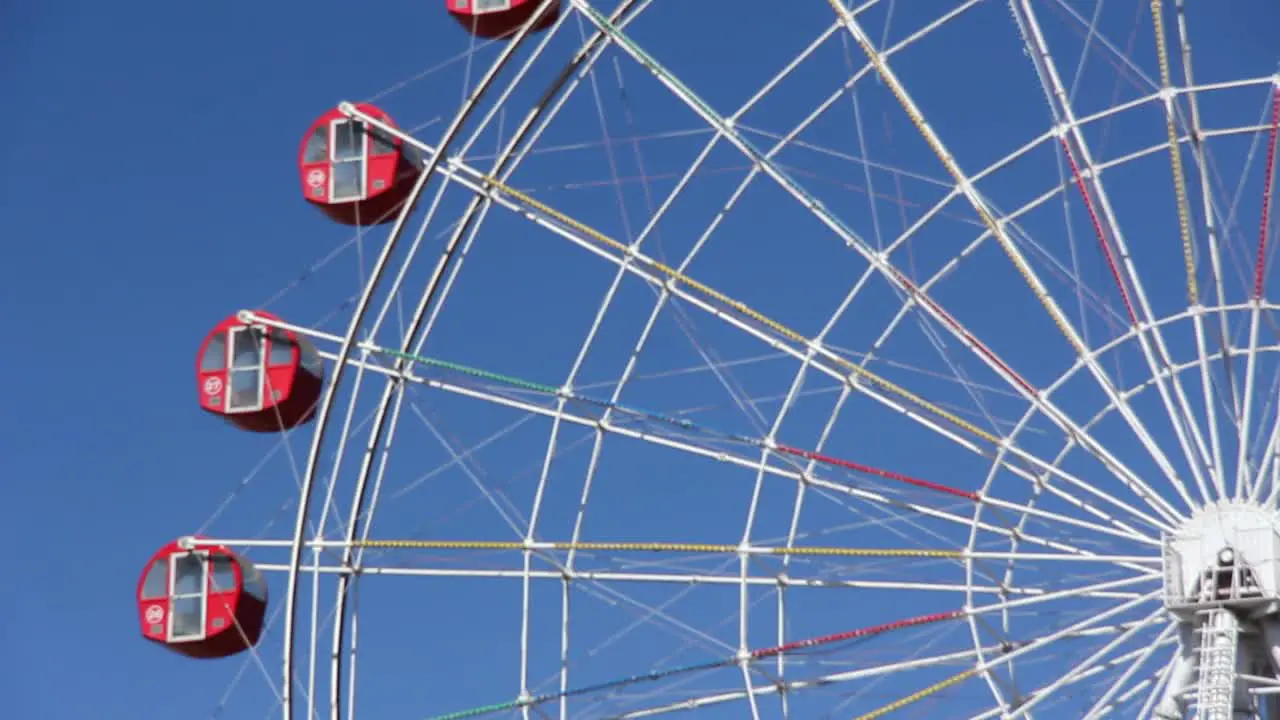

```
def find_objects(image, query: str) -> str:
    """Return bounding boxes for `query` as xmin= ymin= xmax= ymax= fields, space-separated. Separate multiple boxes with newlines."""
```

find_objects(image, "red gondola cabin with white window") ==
xmin=197 ymin=311 xmax=324 ymax=433
xmin=299 ymin=104 xmax=419 ymax=226
xmin=446 ymin=0 xmax=559 ymax=39
xmin=137 ymin=539 xmax=268 ymax=659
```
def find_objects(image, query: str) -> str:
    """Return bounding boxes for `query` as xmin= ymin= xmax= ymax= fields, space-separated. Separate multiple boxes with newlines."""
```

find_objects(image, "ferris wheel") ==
xmin=134 ymin=1 xmax=1280 ymax=718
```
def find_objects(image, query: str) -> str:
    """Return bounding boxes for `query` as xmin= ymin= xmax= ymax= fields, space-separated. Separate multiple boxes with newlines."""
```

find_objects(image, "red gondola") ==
xmin=137 ymin=539 xmax=268 ymax=659
xmin=197 ymin=311 xmax=324 ymax=433
xmin=446 ymin=0 xmax=559 ymax=39
xmin=298 ymin=104 xmax=419 ymax=226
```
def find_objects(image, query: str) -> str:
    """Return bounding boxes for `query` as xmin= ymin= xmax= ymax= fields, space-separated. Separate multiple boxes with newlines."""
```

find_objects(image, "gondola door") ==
xmin=167 ymin=551 xmax=209 ymax=642
xmin=329 ymin=118 xmax=368 ymax=203
xmin=226 ymin=326 xmax=266 ymax=413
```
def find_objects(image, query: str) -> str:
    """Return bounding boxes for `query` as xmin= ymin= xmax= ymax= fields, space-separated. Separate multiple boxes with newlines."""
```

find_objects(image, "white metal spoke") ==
xmin=1003 ymin=606 xmax=1166 ymax=718
xmin=1172 ymin=1 xmax=1245 ymax=454
xmin=264 ymin=319 xmax=1184 ymax=560
xmin=827 ymin=0 xmax=1200 ymax=520
xmin=316 ymin=346 xmax=1161 ymax=562
xmin=968 ymin=635 xmax=1176 ymax=719
xmin=1083 ymin=621 xmax=1179 ymax=718
xmin=570 ymin=0 xmax=1193 ymax=532
xmin=341 ymin=109 xmax=1190 ymax=536
xmin=1013 ymin=0 xmax=1214 ymax=506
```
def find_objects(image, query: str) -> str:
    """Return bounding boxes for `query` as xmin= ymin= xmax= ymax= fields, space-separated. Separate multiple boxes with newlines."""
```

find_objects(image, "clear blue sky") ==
xmin=3 ymin=1 xmax=1279 ymax=718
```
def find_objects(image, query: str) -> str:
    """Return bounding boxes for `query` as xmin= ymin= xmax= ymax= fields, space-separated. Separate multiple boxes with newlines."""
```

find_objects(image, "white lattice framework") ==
xmin=167 ymin=1 xmax=1280 ymax=718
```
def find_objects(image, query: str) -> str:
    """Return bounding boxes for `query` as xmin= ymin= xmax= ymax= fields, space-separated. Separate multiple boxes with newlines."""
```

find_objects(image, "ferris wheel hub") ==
xmin=1162 ymin=501 xmax=1280 ymax=619
xmin=1158 ymin=503 xmax=1280 ymax=719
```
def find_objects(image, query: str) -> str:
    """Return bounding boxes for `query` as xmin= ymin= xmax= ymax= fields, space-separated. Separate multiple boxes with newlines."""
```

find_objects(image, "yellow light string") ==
xmin=826 ymin=0 xmax=1085 ymax=357
xmin=852 ymin=668 xmax=980 ymax=719
xmin=463 ymin=169 xmax=1003 ymax=445
xmin=1150 ymin=0 xmax=1199 ymax=304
